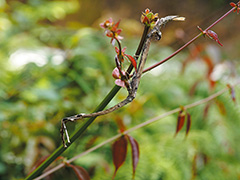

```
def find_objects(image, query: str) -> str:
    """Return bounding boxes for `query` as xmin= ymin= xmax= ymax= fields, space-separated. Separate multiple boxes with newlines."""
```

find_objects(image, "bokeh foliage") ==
xmin=0 ymin=0 xmax=240 ymax=180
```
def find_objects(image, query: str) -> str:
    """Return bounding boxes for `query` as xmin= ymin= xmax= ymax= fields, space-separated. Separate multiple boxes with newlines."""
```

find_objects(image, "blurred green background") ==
xmin=0 ymin=0 xmax=240 ymax=179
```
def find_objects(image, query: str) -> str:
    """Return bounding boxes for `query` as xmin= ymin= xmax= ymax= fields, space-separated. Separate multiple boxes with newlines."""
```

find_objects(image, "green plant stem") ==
xmin=127 ymin=26 xmax=150 ymax=74
xmin=25 ymin=85 xmax=121 ymax=180
xmin=25 ymin=26 xmax=149 ymax=180
xmin=34 ymin=82 xmax=240 ymax=180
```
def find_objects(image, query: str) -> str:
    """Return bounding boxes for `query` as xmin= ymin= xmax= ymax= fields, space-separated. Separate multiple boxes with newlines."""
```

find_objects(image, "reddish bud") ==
xmin=198 ymin=27 xmax=223 ymax=46
xmin=115 ymin=79 xmax=126 ymax=88
xmin=230 ymin=2 xmax=240 ymax=14
xmin=206 ymin=30 xmax=223 ymax=46
xmin=175 ymin=110 xmax=186 ymax=136
xmin=140 ymin=8 xmax=158 ymax=27
xmin=112 ymin=68 xmax=126 ymax=88
xmin=100 ymin=18 xmax=113 ymax=29
xmin=100 ymin=18 xmax=123 ymax=45
xmin=112 ymin=67 xmax=121 ymax=79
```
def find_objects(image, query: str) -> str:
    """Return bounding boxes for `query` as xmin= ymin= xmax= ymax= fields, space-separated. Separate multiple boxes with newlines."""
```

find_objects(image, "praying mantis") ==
xmin=61 ymin=15 xmax=185 ymax=147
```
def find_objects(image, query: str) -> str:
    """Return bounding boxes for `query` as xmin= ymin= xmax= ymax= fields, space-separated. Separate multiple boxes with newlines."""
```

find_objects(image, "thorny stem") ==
xmin=25 ymin=5 xmax=237 ymax=179
xmin=34 ymin=82 xmax=240 ymax=180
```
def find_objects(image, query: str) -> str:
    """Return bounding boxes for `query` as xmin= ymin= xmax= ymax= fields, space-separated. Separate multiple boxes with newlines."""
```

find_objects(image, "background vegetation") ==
xmin=0 ymin=0 xmax=240 ymax=179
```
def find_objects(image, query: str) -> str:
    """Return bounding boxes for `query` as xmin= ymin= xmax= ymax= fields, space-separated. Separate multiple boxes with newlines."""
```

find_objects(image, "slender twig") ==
xmin=35 ymin=82 xmax=239 ymax=180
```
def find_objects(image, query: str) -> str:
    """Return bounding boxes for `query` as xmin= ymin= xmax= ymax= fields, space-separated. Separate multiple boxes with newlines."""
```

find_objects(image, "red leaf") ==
xmin=175 ymin=110 xmax=186 ymax=136
xmin=112 ymin=135 xmax=128 ymax=179
xmin=206 ymin=30 xmax=223 ymax=46
xmin=127 ymin=135 xmax=140 ymax=178
xmin=112 ymin=20 xmax=121 ymax=31
xmin=125 ymin=54 xmax=137 ymax=72
xmin=230 ymin=2 xmax=236 ymax=7
xmin=115 ymin=47 xmax=119 ymax=54
xmin=186 ymin=113 xmax=192 ymax=136
xmin=66 ymin=163 xmax=91 ymax=180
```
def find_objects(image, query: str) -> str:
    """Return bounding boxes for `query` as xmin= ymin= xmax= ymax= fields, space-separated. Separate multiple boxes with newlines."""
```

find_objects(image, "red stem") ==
xmin=143 ymin=6 xmax=236 ymax=74
xmin=205 ymin=7 xmax=236 ymax=31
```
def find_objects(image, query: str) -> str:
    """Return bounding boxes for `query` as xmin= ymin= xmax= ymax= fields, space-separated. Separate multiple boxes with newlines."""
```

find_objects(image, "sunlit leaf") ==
xmin=66 ymin=163 xmax=91 ymax=180
xmin=127 ymin=135 xmax=140 ymax=179
xmin=112 ymin=135 xmax=128 ymax=179
xmin=175 ymin=110 xmax=185 ymax=136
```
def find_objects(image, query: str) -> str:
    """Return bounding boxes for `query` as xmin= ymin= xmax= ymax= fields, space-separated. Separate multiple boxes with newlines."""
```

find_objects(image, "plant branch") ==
xmin=25 ymin=24 xmax=149 ymax=180
xmin=35 ymin=82 xmax=239 ymax=179
xmin=143 ymin=6 xmax=236 ymax=74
